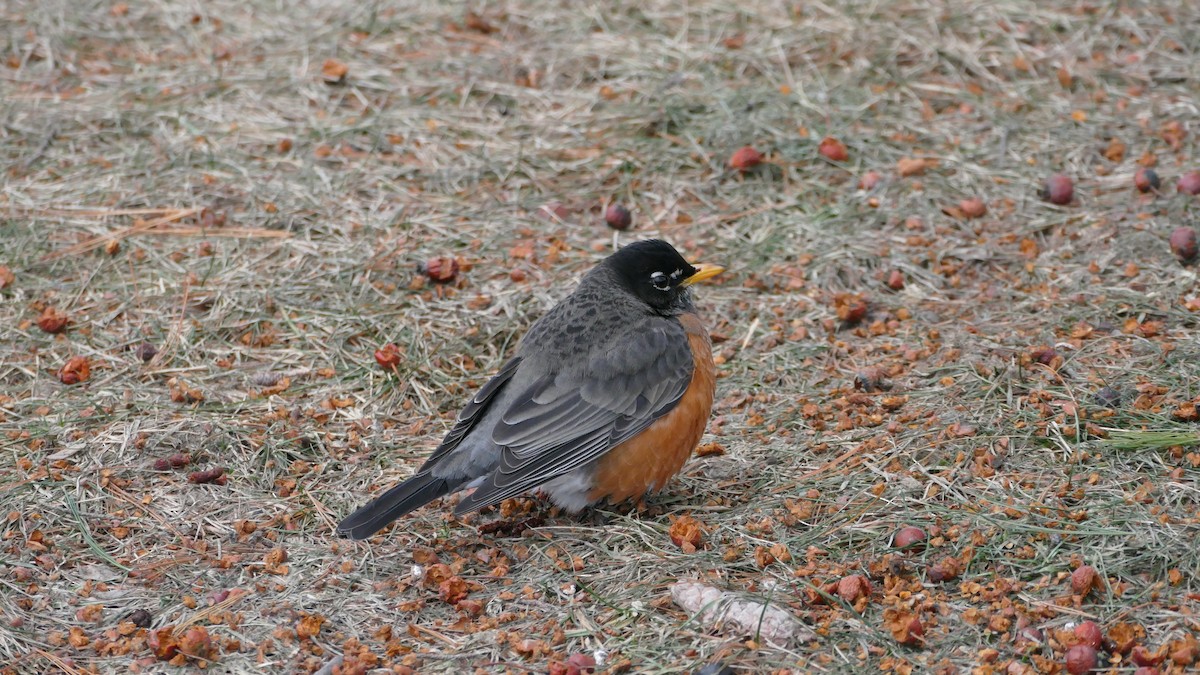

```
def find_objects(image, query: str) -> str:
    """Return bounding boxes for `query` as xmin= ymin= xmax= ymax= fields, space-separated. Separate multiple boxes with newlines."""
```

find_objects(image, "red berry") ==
xmin=566 ymin=652 xmax=597 ymax=673
xmin=728 ymin=146 xmax=763 ymax=172
xmin=960 ymin=197 xmax=987 ymax=218
xmin=1043 ymin=174 xmax=1074 ymax=204
xmin=1177 ymin=170 xmax=1200 ymax=195
xmin=893 ymin=526 xmax=926 ymax=550
xmin=604 ymin=204 xmax=632 ymax=230
xmin=1170 ymin=227 xmax=1198 ymax=262
xmin=859 ymin=171 xmax=881 ymax=190
xmin=818 ymin=137 xmax=849 ymax=162
xmin=1065 ymin=645 xmax=1097 ymax=675
xmin=1073 ymin=621 xmax=1103 ymax=649
xmin=1134 ymin=167 xmax=1160 ymax=192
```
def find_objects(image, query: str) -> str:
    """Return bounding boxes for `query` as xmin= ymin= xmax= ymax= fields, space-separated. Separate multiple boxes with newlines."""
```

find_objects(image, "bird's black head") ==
xmin=603 ymin=239 xmax=723 ymax=312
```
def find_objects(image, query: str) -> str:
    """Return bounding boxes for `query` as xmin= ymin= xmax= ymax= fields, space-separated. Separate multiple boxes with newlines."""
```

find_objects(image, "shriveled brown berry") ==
xmin=37 ymin=306 xmax=70 ymax=334
xmin=834 ymin=293 xmax=868 ymax=324
xmin=149 ymin=626 xmax=180 ymax=661
xmin=155 ymin=455 xmax=190 ymax=471
xmin=604 ymin=204 xmax=632 ymax=231
xmin=1071 ymin=564 xmax=1099 ymax=597
xmin=927 ymin=557 xmax=961 ymax=582
xmin=1073 ymin=621 xmax=1103 ymax=649
xmin=893 ymin=526 xmax=926 ymax=550
xmin=438 ymin=576 xmax=469 ymax=604
xmin=668 ymin=515 xmax=704 ymax=553
xmin=1169 ymin=227 xmax=1197 ymax=262
xmin=1172 ymin=644 xmax=1198 ymax=667
xmin=58 ymin=356 xmax=90 ymax=385
xmin=728 ymin=146 xmax=763 ymax=172
xmin=178 ymin=626 xmax=215 ymax=660
xmin=836 ymin=574 xmax=871 ymax=604
xmin=886 ymin=610 xmax=924 ymax=646
xmin=423 ymin=256 xmax=459 ymax=283
xmin=0 ymin=266 xmax=14 ymax=289
xmin=1043 ymin=174 xmax=1074 ymax=204
xmin=125 ymin=609 xmax=152 ymax=628
xmin=1065 ymin=645 xmax=1097 ymax=675
xmin=1134 ymin=167 xmax=1160 ymax=193
xmin=374 ymin=343 xmax=402 ymax=370
xmin=1130 ymin=645 xmax=1164 ymax=668
xmin=134 ymin=342 xmax=158 ymax=362
xmin=818 ymin=136 xmax=849 ymax=162
xmin=904 ymin=615 xmax=924 ymax=644
xmin=321 ymin=58 xmax=348 ymax=84
xmin=188 ymin=467 xmax=226 ymax=485
xmin=854 ymin=367 xmax=888 ymax=393
xmin=1031 ymin=346 xmax=1058 ymax=366
xmin=1177 ymin=170 xmax=1200 ymax=195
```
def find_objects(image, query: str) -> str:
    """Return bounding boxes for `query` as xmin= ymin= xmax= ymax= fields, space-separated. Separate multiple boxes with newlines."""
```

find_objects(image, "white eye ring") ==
xmin=650 ymin=271 xmax=670 ymax=291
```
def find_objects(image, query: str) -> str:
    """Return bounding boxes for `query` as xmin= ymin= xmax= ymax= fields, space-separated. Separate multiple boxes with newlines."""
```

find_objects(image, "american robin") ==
xmin=338 ymin=239 xmax=723 ymax=540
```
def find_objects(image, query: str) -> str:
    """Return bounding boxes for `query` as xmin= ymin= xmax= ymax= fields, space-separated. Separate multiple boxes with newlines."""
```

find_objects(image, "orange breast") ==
xmin=588 ymin=313 xmax=716 ymax=504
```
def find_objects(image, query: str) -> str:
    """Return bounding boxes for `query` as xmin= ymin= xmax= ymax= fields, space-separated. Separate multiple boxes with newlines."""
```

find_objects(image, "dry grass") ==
xmin=2 ymin=0 xmax=1200 ymax=672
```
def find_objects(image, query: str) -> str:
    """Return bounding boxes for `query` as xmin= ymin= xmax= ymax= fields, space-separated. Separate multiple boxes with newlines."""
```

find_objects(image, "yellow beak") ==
xmin=681 ymin=263 xmax=725 ymax=287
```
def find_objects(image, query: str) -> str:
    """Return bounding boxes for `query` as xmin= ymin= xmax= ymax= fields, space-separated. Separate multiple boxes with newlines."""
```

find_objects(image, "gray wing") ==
xmin=420 ymin=356 xmax=522 ymax=470
xmin=454 ymin=319 xmax=694 ymax=513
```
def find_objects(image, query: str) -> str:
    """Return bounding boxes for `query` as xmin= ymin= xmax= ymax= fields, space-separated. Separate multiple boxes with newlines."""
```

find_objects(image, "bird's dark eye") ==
xmin=650 ymin=271 xmax=670 ymax=291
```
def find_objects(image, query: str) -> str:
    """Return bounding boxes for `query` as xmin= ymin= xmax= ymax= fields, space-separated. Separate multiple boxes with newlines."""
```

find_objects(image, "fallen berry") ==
xmin=1134 ymin=167 xmax=1160 ymax=193
xmin=1043 ymin=174 xmax=1074 ymax=205
xmin=1177 ymin=170 xmax=1200 ymax=195
xmin=893 ymin=526 xmax=926 ymax=550
xmin=1170 ymin=227 xmax=1198 ymax=262
xmin=1065 ymin=645 xmax=1097 ymax=675
xmin=604 ymin=204 xmax=632 ymax=231
xmin=37 ymin=307 xmax=70 ymax=334
xmin=728 ymin=146 xmax=763 ymax=172
xmin=423 ymin=256 xmax=459 ymax=283
xmin=818 ymin=137 xmax=849 ymax=162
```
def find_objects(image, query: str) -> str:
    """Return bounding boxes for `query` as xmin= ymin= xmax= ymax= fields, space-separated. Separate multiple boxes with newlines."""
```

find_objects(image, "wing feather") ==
xmin=420 ymin=356 xmax=522 ymax=469
xmin=454 ymin=319 xmax=694 ymax=513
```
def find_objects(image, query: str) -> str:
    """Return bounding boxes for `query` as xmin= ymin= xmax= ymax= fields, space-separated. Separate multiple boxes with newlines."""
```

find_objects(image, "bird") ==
xmin=337 ymin=239 xmax=723 ymax=540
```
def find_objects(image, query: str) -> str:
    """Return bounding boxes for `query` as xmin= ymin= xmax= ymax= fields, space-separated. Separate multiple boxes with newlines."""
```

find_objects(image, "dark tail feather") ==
xmin=337 ymin=473 xmax=452 ymax=540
